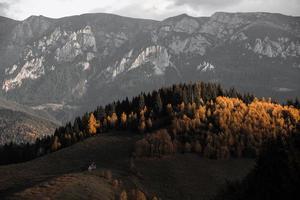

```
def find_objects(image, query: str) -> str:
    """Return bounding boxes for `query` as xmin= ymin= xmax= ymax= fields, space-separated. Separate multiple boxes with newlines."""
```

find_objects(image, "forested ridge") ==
xmin=0 ymin=81 xmax=299 ymax=164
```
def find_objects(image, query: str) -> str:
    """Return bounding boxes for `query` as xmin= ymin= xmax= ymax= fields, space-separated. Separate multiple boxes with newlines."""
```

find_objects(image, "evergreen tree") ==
xmin=73 ymin=117 xmax=81 ymax=133
xmin=153 ymin=92 xmax=163 ymax=114
xmin=138 ymin=94 xmax=145 ymax=111
xmin=95 ymin=106 xmax=105 ymax=121
xmin=82 ymin=112 xmax=89 ymax=133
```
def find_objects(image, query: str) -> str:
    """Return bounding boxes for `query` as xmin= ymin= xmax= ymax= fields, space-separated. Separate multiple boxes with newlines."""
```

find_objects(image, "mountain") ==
xmin=0 ymin=12 xmax=299 ymax=122
xmin=0 ymin=97 xmax=58 ymax=145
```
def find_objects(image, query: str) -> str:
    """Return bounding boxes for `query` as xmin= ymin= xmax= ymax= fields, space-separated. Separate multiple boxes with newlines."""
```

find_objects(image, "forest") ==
xmin=0 ymin=81 xmax=299 ymax=164
xmin=214 ymin=132 xmax=300 ymax=199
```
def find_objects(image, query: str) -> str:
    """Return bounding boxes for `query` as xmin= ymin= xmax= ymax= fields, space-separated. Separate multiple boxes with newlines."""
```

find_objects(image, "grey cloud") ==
xmin=91 ymin=3 xmax=179 ymax=21
xmin=0 ymin=2 xmax=9 ymax=17
xmin=172 ymin=0 xmax=241 ymax=8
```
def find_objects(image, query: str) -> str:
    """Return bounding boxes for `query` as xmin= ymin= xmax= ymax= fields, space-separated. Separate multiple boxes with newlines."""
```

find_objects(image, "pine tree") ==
xmin=73 ymin=117 xmax=81 ymax=133
xmin=82 ymin=112 xmax=89 ymax=133
xmin=95 ymin=106 xmax=105 ymax=121
xmin=153 ymin=92 xmax=163 ymax=114
xmin=138 ymin=94 xmax=145 ymax=111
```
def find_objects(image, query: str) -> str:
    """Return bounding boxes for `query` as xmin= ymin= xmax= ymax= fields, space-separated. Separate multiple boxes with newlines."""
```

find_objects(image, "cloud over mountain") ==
xmin=0 ymin=0 xmax=299 ymax=21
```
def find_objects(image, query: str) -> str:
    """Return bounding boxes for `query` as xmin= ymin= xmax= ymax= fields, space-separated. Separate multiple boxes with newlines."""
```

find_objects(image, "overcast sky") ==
xmin=0 ymin=0 xmax=299 ymax=21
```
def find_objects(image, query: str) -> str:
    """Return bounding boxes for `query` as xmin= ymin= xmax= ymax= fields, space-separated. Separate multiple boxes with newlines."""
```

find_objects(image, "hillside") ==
xmin=0 ymin=97 xmax=59 ymax=124
xmin=1 ymin=80 xmax=299 ymax=164
xmin=0 ymin=132 xmax=254 ymax=200
xmin=0 ymin=97 xmax=58 ymax=145
xmin=0 ymin=80 xmax=298 ymax=199
xmin=0 ymin=12 xmax=299 ymax=122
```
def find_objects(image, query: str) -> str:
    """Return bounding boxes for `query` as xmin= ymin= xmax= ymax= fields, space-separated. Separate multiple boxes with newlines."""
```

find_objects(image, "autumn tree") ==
xmin=88 ymin=113 xmax=98 ymax=135
xmin=138 ymin=108 xmax=146 ymax=133
xmin=119 ymin=190 xmax=128 ymax=200
xmin=136 ymin=190 xmax=147 ymax=200
xmin=108 ymin=112 xmax=118 ymax=128
xmin=51 ymin=136 xmax=61 ymax=152
xmin=120 ymin=112 xmax=127 ymax=129
xmin=138 ymin=120 xmax=146 ymax=134
xmin=166 ymin=103 xmax=173 ymax=116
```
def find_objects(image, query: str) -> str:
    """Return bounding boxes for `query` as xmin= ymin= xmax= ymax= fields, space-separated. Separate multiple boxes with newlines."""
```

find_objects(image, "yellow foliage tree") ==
xmin=121 ymin=112 xmax=127 ymax=128
xmin=213 ymin=96 xmax=300 ymax=136
xmin=51 ymin=136 xmax=61 ymax=151
xmin=109 ymin=112 xmax=118 ymax=128
xmin=138 ymin=120 xmax=146 ymax=133
xmin=166 ymin=103 xmax=173 ymax=115
xmin=136 ymin=190 xmax=147 ymax=200
xmin=88 ymin=113 xmax=98 ymax=135
xmin=119 ymin=190 xmax=127 ymax=200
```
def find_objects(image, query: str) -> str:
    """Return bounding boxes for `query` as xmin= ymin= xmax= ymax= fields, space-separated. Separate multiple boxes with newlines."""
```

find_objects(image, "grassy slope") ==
xmin=135 ymin=155 xmax=254 ymax=200
xmin=10 ymin=173 xmax=114 ymax=200
xmin=0 ymin=132 xmax=255 ymax=200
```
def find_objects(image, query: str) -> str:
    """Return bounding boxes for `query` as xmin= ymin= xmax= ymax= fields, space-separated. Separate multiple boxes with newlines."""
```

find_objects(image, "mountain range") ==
xmin=0 ymin=12 xmax=299 ymax=123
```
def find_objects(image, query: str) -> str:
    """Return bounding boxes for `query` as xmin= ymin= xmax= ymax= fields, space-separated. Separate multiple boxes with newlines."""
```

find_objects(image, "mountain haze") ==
xmin=0 ymin=97 xmax=58 ymax=145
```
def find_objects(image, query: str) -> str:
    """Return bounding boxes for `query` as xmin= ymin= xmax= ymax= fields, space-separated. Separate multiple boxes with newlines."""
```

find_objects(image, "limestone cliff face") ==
xmin=0 ymin=12 xmax=299 ymax=123
xmin=246 ymin=37 xmax=300 ymax=58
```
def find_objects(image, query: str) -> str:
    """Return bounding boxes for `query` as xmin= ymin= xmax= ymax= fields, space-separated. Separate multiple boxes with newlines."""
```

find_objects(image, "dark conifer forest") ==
xmin=214 ymin=132 xmax=300 ymax=200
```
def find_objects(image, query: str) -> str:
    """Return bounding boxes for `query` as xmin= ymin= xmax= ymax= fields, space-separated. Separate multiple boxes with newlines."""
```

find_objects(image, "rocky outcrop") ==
xmin=168 ymin=34 xmax=211 ymax=55
xmin=173 ymin=17 xmax=199 ymax=34
xmin=197 ymin=61 xmax=215 ymax=72
xmin=3 ymin=57 xmax=45 ymax=91
xmin=54 ymin=26 xmax=97 ymax=62
xmin=247 ymin=37 xmax=300 ymax=58
xmin=199 ymin=12 xmax=247 ymax=39
xmin=129 ymin=45 xmax=171 ymax=75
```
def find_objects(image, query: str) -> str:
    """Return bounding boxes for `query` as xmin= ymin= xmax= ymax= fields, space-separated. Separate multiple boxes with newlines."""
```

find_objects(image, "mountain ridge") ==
xmin=0 ymin=11 xmax=299 ymax=122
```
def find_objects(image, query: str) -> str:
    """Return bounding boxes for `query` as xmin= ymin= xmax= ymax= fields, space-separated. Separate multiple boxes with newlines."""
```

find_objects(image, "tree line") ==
xmin=1 ymin=81 xmax=299 ymax=164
